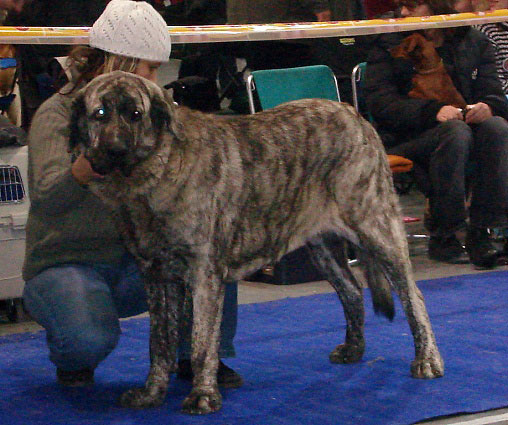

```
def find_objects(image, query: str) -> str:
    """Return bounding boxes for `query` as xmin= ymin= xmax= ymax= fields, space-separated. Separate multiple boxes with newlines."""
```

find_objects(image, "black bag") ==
xmin=246 ymin=247 xmax=326 ymax=285
xmin=165 ymin=76 xmax=221 ymax=112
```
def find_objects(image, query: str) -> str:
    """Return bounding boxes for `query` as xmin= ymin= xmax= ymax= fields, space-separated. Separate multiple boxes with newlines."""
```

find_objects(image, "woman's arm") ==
xmin=364 ymin=40 xmax=444 ymax=133
xmin=28 ymin=94 xmax=92 ymax=216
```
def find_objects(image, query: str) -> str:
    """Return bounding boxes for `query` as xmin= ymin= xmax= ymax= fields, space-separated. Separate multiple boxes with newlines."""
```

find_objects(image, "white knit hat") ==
xmin=89 ymin=0 xmax=171 ymax=62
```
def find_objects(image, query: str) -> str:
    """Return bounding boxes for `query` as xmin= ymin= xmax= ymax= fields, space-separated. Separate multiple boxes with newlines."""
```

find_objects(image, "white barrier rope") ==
xmin=0 ymin=10 xmax=507 ymax=45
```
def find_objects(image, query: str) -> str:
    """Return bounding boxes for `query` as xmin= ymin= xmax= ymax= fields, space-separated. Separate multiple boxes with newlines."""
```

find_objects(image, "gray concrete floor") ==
xmin=1 ymin=60 xmax=506 ymax=423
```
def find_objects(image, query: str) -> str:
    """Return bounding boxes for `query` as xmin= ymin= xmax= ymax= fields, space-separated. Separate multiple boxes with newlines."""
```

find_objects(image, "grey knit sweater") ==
xmin=23 ymin=85 xmax=125 ymax=281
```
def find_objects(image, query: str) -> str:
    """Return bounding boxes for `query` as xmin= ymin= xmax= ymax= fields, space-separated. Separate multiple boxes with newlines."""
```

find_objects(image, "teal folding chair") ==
xmin=351 ymin=62 xmax=373 ymax=122
xmin=246 ymin=65 xmax=340 ymax=114
xmin=244 ymin=65 xmax=357 ymax=281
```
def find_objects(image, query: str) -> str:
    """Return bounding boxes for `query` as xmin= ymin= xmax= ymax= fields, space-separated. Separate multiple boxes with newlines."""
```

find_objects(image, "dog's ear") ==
xmin=69 ymin=93 xmax=88 ymax=154
xmin=391 ymin=33 xmax=421 ymax=59
xmin=150 ymin=89 xmax=172 ymax=131
xmin=150 ymin=88 xmax=185 ymax=139
xmin=405 ymin=35 xmax=419 ymax=53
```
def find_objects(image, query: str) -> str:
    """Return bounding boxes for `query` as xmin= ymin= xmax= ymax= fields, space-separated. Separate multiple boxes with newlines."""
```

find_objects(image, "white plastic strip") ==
xmin=449 ymin=412 xmax=508 ymax=425
xmin=0 ymin=10 xmax=508 ymax=45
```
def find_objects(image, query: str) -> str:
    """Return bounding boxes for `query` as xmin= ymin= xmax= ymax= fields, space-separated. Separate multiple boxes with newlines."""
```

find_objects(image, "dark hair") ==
xmin=396 ymin=0 xmax=457 ymax=14
xmin=423 ymin=0 xmax=457 ymax=14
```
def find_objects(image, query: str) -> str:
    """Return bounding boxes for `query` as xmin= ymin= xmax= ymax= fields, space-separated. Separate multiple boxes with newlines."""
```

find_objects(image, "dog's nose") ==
xmin=107 ymin=144 xmax=128 ymax=158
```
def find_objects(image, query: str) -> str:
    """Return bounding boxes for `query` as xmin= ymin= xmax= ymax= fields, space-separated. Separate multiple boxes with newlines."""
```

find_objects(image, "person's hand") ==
xmin=436 ymin=105 xmax=464 ymax=122
xmin=71 ymin=153 xmax=104 ymax=186
xmin=315 ymin=9 xmax=332 ymax=21
xmin=464 ymin=102 xmax=493 ymax=124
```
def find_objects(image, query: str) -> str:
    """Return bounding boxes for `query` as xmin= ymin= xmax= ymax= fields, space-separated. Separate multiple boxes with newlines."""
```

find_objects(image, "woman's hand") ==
xmin=71 ymin=153 xmax=104 ymax=185
xmin=464 ymin=102 xmax=493 ymax=124
xmin=436 ymin=105 xmax=464 ymax=122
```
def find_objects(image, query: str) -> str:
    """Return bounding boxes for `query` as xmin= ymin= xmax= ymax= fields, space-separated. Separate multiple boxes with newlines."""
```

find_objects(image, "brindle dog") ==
xmin=70 ymin=71 xmax=444 ymax=415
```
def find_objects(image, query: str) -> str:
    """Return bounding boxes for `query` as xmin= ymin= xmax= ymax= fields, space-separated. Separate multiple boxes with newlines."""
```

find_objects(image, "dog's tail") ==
xmin=363 ymin=258 xmax=395 ymax=321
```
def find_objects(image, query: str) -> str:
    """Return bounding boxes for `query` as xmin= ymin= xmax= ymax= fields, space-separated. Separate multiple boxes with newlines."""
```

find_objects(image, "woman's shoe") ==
xmin=56 ymin=368 xmax=94 ymax=387
xmin=465 ymin=226 xmax=498 ymax=269
xmin=177 ymin=359 xmax=243 ymax=388
xmin=428 ymin=235 xmax=469 ymax=264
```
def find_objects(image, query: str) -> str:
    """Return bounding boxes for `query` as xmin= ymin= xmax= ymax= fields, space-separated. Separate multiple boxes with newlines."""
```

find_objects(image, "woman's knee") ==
xmin=475 ymin=116 xmax=508 ymax=147
xmin=436 ymin=120 xmax=473 ymax=155
xmin=23 ymin=264 xmax=121 ymax=369
xmin=440 ymin=120 xmax=472 ymax=140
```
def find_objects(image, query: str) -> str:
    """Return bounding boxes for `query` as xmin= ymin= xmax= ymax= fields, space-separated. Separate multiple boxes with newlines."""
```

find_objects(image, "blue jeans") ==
xmin=389 ymin=117 xmax=508 ymax=235
xmin=23 ymin=254 xmax=237 ymax=371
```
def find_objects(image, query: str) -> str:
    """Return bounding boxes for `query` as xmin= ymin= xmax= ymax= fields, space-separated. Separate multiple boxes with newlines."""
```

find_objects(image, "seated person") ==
xmin=364 ymin=0 xmax=508 ymax=269
xmin=468 ymin=0 xmax=508 ymax=95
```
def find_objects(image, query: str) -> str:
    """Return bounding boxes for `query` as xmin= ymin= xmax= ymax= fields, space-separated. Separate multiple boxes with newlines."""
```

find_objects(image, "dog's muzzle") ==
xmin=85 ymin=144 xmax=133 ymax=176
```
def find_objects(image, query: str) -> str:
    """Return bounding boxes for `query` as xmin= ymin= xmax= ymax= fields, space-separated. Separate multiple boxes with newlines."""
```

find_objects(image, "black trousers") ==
xmin=388 ymin=117 xmax=508 ymax=236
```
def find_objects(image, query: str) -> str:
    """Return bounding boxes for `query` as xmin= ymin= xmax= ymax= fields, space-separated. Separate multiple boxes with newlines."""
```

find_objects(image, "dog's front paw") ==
xmin=182 ymin=387 xmax=222 ymax=415
xmin=411 ymin=354 xmax=444 ymax=379
xmin=329 ymin=342 xmax=365 ymax=364
xmin=119 ymin=387 xmax=167 ymax=409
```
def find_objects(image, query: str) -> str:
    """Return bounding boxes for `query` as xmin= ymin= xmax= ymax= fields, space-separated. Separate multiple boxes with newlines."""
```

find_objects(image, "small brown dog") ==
xmin=0 ymin=44 xmax=21 ymax=126
xmin=390 ymin=32 xmax=467 ymax=109
xmin=0 ymin=44 xmax=16 ymax=95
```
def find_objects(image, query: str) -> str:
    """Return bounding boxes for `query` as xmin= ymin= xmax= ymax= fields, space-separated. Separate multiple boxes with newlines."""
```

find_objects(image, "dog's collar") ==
xmin=0 ymin=58 xmax=16 ymax=70
xmin=0 ymin=93 xmax=15 ymax=112
xmin=416 ymin=59 xmax=444 ymax=75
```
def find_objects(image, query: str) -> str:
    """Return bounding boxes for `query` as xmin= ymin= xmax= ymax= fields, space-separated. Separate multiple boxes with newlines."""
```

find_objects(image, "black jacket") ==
xmin=364 ymin=27 xmax=508 ymax=148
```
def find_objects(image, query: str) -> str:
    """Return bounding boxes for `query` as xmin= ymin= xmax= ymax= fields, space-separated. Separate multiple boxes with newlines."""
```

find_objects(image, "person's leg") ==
xmin=466 ymin=116 xmax=508 ymax=268
xmin=218 ymin=281 xmax=237 ymax=357
xmin=108 ymin=253 xmax=148 ymax=318
xmin=389 ymin=120 xmax=472 ymax=262
xmin=23 ymin=263 xmax=122 ymax=384
xmin=427 ymin=121 xmax=472 ymax=237
xmin=470 ymin=116 xmax=508 ymax=227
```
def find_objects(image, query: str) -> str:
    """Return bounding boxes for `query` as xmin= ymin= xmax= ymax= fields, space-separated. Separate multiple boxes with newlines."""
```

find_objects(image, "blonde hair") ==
xmin=64 ymin=45 xmax=139 ymax=93
xmin=103 ymin=53 xmax=139 ymax=74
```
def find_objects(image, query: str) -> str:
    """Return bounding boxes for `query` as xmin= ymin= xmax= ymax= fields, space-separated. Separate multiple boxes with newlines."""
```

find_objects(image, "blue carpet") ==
xmin=0 ymin=271 xmax=507 ymax=425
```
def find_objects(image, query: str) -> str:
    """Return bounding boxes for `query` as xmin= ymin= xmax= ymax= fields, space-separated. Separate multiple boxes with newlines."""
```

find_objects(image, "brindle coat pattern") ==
xmin=70 ymin=71 xmax=444 ymax=415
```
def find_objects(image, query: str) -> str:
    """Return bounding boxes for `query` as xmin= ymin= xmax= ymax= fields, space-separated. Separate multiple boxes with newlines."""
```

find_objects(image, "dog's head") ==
xmin=70 ymin=71 xmax=175 ymax=177
xmin=0 ymin=44 xmax=17 ymax=95
xmin=390 ymin=33 xmax=441 ymax=71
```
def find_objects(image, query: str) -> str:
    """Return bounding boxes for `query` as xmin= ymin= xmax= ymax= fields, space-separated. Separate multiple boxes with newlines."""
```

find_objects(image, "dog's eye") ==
xmin=92 ymin=108 xmax=106 ymax=120
xmin=131 ymin=110 xmax=142 ymax=122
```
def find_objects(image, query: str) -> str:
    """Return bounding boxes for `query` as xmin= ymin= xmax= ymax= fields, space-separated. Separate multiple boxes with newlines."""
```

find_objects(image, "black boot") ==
xmin=428 ymin=234 xmax=469 ymax=264
xmin=56 ymin=368 xmax=94 ymax=387
xmin=465 ymin=226 xmax=499 ymax=269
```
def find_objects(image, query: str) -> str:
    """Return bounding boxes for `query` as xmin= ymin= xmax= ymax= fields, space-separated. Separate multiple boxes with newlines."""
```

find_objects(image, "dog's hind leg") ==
xmin=356 ymin=214 xmax=444 ymax=379
xmin=119 ymin=266 xmax=184 ymax=408
xmin=306 ymin=235 xmax=366 ymax=364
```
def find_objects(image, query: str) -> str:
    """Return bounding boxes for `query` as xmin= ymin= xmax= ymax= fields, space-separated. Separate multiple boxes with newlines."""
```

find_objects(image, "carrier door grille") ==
xmin=0 ymin=166 xmax=25 ymax=203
